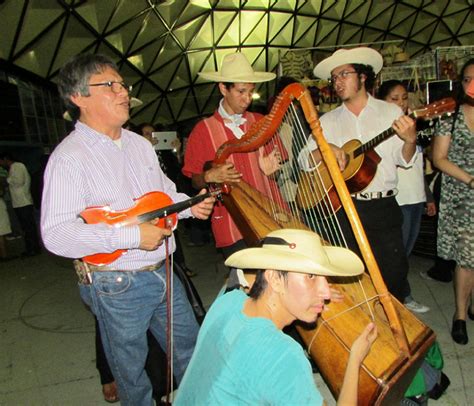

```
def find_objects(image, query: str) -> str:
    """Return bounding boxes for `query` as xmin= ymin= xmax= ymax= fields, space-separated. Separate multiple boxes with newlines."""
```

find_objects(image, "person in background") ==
xmin=139 ymin=122 xmax=197 ymax=278
xmin=432 ymin=58 xmax=474 ymax=345
xmin=0 ymin=181 xmax=12 ymax=261
xmin=41 ymin=53 xmax=214 ymax=405
xmin=175 ymin=228 xmax=377 ymax=406
xmin=0 ymin=153 xmax=41 ymax=257
xmin=377 ymin=79 xmax=435 ymax=313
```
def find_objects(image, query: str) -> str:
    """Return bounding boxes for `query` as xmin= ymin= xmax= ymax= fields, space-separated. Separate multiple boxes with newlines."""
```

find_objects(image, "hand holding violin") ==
xmin=139 ymin=223 xmax=172 ymax=251
xmin=191 ymin=188 xmax=215 ymax=220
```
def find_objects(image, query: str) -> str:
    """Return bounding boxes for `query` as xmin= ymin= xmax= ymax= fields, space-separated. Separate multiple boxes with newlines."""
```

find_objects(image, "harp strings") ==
xmin=267 ymin=99 xmax=375 ymax=320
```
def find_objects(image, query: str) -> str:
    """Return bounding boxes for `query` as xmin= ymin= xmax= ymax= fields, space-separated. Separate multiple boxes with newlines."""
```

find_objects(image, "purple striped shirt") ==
xmin=41 ymin=121 xmax=192 ymax=270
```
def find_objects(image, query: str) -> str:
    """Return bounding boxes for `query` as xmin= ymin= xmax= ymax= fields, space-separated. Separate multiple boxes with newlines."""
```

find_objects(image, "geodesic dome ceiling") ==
xmin=1 ymin=0 xmax=472 ymax=127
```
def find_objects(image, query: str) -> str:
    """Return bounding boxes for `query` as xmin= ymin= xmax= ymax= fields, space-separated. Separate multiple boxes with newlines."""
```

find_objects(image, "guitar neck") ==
xmin=137 ymin=190 xmax=217 ymax=224
xmin=353 ymin=112 xmax=415 ymax=158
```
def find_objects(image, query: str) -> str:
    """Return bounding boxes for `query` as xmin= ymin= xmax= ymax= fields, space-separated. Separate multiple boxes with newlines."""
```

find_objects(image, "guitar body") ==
xmin=295 ymin=97 xmax=455 ymax=214
xmin=296 ymin=139 xmax=381 ymax=212
xmin=80 ymin=191 xmax=177 ymax=266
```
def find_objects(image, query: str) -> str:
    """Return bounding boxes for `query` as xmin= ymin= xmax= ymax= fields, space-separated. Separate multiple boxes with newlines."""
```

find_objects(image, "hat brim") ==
xmin=198 ymin=71 xmax=276 ymax=83
xmin=313 ymin=47 xmax=383 ymax=79
xmin=225 ymin=245 xmax=363 ymax=277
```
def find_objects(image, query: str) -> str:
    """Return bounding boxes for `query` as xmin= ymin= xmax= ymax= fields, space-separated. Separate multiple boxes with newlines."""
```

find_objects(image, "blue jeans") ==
xmin=80 ymin=265 xmax=199 ymax=406
xmin=400 ymin=203 xmax=424 ymax=301
xmin=400 ymin=203 xmax=424 ymax=257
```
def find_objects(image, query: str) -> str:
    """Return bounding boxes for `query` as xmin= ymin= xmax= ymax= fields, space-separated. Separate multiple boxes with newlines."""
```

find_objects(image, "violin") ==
xmin=79 ymin=186 xmax=227 ymax=266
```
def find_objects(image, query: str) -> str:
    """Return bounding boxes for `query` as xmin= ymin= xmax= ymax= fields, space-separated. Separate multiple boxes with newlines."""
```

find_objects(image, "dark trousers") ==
xmin=330 ymin=197 xmax=410 ymax=302
xmin=14 ymin=205 xmax=41 ymax=254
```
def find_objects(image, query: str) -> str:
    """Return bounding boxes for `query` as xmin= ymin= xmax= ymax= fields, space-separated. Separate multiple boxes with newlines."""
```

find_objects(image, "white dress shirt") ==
xmin=299 ymin=94 xmax=416 ymax=193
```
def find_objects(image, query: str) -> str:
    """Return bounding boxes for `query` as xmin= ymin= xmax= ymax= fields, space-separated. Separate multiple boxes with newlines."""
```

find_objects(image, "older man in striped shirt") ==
xmin=41 ymin=54 xmax=214 ymax=406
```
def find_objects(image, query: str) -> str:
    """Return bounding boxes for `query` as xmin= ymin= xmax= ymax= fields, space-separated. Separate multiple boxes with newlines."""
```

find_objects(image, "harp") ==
xmin=213 ymin=83 xmax=435 ymax=405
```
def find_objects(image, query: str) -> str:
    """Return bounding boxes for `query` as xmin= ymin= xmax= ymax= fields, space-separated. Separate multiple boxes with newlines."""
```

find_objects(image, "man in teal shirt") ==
xmin=175 ymin=229 xmax=377 ymax=405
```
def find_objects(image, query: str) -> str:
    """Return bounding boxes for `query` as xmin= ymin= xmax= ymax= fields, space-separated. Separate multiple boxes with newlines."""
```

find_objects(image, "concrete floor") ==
xmin=0 ymin=230 xmax=473 ymax=406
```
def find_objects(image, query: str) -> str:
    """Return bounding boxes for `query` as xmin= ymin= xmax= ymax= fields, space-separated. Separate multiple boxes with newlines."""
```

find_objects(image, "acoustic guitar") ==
xmin=295 ymin=97 xmax=456 ymax=213
xmin=79 ymin=187 xmax=226 ymax=266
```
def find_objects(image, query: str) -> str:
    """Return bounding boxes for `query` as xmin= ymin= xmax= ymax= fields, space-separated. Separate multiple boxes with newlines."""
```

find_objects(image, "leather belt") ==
xmin=86 ymin=259 xmax=166 ymax=272
xmin=73 ymin=259 xmax=166 ymax=285
xmin=351 ymin=189 xmax=398 ymax=201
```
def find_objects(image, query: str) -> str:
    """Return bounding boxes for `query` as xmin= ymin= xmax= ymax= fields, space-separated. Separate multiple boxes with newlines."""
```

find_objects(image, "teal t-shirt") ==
xmin=175 ymin=290 xmax=323 ymax=405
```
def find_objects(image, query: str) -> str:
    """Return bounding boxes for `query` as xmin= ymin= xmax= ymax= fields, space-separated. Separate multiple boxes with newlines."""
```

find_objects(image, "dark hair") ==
xmin=56 ymin=54 xmax=118 ymax=121
xmin=0 ymin=152 xmax=16 ymax=162
xmin=222 ymin=82 xmax=236 ymax=90
xmin=248 ymin=270 xmax=288 ymax=299
xmin=138 ymin=122 xmax=155 ymax=134
xmin=352 ymin=63 xmax=376 ymax=92
xmin=275 ymin=76 xmax=297 ymax=94
xmin=457 ymin=58 xmax=474 ymax=105
xmin=377 ymin=80 xmax=406 ymax=100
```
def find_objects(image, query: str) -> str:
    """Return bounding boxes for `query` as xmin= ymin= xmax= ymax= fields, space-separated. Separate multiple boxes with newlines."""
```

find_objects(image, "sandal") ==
xmin=102 ymin=381 xmax=119 ymax=403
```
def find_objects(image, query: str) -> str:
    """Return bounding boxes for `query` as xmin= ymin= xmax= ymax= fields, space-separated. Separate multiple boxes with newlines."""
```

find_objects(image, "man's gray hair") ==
xmin=56 ymin=54 xmax=118 ymax=121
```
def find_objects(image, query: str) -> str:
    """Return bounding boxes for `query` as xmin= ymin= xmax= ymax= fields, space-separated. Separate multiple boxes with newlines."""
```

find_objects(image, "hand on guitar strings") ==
xmin=204 ymin=163 xmax=242 ymax=184
xmin=258 ymin=146 xmax=282 ymax=176
xmin=190 ymin=188 xmax=216 ymax=220
xmin=392 ymin=115 xmax=417 ymax=144
xmin=329 ymin=144 xmax=348 ymax=171
xmin=138 ymin=222 xmax=173 ymax=251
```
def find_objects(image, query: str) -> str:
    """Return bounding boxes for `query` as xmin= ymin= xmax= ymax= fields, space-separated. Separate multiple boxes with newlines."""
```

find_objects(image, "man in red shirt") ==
xmin=183 ymin=53 xmax=280 ymax=264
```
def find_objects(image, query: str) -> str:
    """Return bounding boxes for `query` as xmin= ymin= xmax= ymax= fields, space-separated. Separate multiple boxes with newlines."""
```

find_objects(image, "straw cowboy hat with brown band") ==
xmin=313 ymin=47 xmax=384 ymax=79
xmin=199 ymin=53 xmax=276 ymax=83
xmin=225 ymin=228 xmax=364 ymax=277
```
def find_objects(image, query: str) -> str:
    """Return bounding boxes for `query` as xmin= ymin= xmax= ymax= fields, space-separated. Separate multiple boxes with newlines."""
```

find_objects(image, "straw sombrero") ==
xmin=199 ymin=53 xmax=276 ymax=83
xmin=313 ymin=47 xmax=383 ymax=79
xmin=225 ymin=229 xmax=364 ymax=277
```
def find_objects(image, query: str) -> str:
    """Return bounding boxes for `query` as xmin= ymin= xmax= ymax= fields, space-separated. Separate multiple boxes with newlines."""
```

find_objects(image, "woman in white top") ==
xmin=378 ymin=80 xmax=436 ymax=313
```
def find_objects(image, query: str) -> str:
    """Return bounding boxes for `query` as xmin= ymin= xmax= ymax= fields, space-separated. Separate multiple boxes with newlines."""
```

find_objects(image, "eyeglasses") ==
xmin=330 ymin=70 xmax=358 ymax=83
xmin=88 ymin=81 xmax=133 ymax=93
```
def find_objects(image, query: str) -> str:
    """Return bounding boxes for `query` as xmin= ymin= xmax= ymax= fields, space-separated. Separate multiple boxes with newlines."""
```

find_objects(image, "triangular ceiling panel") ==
xmin=155 ymin=1 xmax=185 ymax=28
xmin=106 ymin=16 xmax=146 ymax=56
xmin=0 ymin=0 xmax=25 ymax=59
xmin=241 ymin=11 xmax=267 ymax=45
xmin=174 ymin=14 xmax=207 ymax=50
xmin=129 ymin=12 xmax=168 ymax=53
xmin=176 ymin=1 xmax=211 ymax=26
xmin=1 ymin=0 xmax=471 ymax=130
xmin=14 ymin=20 xmax=63 ymax=78
xmin=242 ymin=13 xmax=268 ymax=46
xmin=75 ymin=0 xmax=116 ymax=34
xmin=213 ymin=11 xmax=238 ymax=45
xmin=187 ymin=50 xmax=213 ymax=81
xmin=107 ymin=1 xmax=145 ymax=32
xmin=156 ymin=97 xmax=174 ymax=126
xmin=216 ymin=13 xmax=240 ymax=46
xmin=188 ymin=15 xmax=214 ymax=49
xmin=268 ymin=12 xmax=293 ymax=44
xmin=15 ymin=0 xmax=63 ymax=53
xmin=169 ymin=57 xmax=191 ymax=90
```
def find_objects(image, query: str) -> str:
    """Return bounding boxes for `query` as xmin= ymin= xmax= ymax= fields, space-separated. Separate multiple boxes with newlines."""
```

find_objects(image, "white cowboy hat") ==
xmin=313 ymin=47 xmax=383 ymax=79
xmin=198 ymin=53 xmax=276 ymax=83
xmin=225 ymin=229 xmax=364 ymax=277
